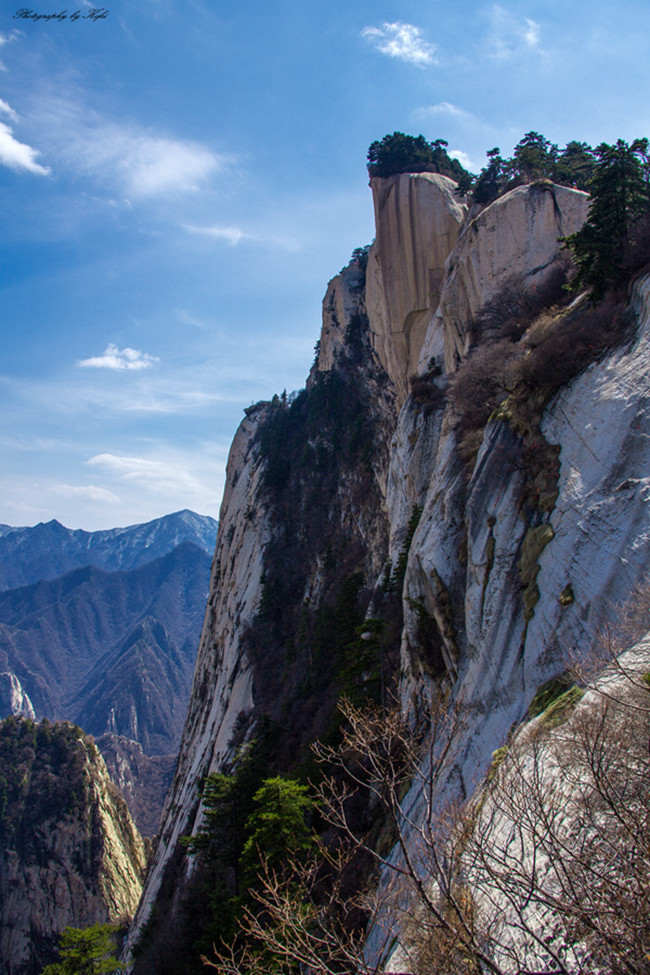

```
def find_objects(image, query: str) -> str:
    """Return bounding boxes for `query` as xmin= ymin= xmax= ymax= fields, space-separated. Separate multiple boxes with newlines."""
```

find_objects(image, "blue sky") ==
xmin=1 ymin=0 xmax=650 ymax=530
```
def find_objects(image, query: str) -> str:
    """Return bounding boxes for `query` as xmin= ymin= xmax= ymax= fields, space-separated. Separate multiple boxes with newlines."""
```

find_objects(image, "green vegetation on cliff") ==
xmin=41 ymin=924 xmax=125 ymax=975
xmin=367 ymin=132 xmax=468 ymax=181
xmin=0 ymin=717 xmax=97 ymax=842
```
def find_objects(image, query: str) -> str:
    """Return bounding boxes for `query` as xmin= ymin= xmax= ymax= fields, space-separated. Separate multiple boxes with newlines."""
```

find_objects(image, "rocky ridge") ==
xmin=127 ymin=172 xmax=650 ymax=968
xmin=0 ymin=719 xmax=145 ymax=975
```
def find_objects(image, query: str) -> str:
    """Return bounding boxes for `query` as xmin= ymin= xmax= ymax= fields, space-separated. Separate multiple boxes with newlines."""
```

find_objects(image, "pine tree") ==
xmin=239 ymin=776 xmax=315 ymax=890
xmin=563 ymin=138 xmax=650 ymax=300
xmin=40 ymin=924 xmax=125 ymax=975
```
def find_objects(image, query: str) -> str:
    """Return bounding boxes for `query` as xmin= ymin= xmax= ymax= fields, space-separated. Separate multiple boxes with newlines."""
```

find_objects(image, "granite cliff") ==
xmin=126 ymin=170 xmax=650 ymax=970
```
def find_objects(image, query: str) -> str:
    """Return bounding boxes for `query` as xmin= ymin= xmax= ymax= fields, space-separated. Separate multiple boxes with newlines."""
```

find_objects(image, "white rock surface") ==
xmin=379 ymin=276 xmax=650 ymax=965
xmin=317 ymin=260 xmax=366 ymax=372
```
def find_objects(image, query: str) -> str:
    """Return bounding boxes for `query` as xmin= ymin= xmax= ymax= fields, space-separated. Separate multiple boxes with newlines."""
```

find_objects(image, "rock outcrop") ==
xmin=127 ymin=173 xmax=650 ymax=971
xmin=0 ymin=674 xmax=35 ymax=720
xmin=419 ymin=181 xmax=589 ymax=373
xmin=0 ymin=719 xmax=145 ymax=975
xmin=365 ymin=173 xmax=467 ymax=402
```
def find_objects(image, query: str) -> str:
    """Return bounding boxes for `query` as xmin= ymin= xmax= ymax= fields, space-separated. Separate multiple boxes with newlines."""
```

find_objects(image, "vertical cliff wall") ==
xmin=366 ymin=172 xmax=467 ymax=403
xmin=128 ymin=171 xmax=650 ymax=970
xmin=127 ymin=260 xmax=397 ymax=969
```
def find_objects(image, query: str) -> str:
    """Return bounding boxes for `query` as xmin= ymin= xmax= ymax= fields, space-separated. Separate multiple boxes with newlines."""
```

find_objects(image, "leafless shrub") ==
xmin=409 ymin=374 xmax=445 ymax=411
xmin=467 ymin=265 xmax=569 ymax=346
xmin=467 ymin=682 xmax=650 ymax=974
xmin=205 ymin=612 xmax=650 ymax=975
xmin=447 ymin=339 xmax=522 ymax=464
xmin=515 ymin=294 xmax=633 ymax=401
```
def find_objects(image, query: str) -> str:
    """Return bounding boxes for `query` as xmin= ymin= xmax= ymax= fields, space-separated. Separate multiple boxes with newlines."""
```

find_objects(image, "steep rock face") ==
xmin=0 ymin=719 xmax=145 ymax=975
xmin=418 ymin=182 xmax=590 ymax=373
xmin=366 ymin=172 xmax=466 ymax=402
xmin=397 ymin=273 xmax=650 ymax=796
xmin=317 ymin=258 xmax=367 ymax=372
xmin=96 ymin=734 xmax=176 ymax=838
xmin=129 ymin=178 xmax=650 ymax=969
xmin=128 ymin=262 xmax=397 ymax=968
xmin=126 ymin=407 xmax=269 ymax=954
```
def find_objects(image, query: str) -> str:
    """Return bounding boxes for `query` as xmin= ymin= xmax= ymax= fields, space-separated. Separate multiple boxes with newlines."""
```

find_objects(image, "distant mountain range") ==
xmin=0 ymin=508 xmax=217 ymax=591
xmin=0 ymin=510 xmax=218 ymax=833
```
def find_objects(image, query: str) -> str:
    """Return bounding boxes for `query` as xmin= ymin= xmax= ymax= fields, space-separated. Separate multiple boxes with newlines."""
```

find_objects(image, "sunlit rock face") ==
xmin=366 ymin=172 xmax=467 ymax=404
xmin=399 ymin=271 xmax=650 ymax=748
xmin=317 ymin=259 xmax=366 ymax=373
xmin=419 ymin=182 xmax=590 ymax=374
xmin=0 ymin=721 xmax=145 ymax=975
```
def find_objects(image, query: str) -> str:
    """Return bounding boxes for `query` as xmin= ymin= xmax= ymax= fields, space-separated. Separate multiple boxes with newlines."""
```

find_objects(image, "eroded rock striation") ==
xmin=127 ymin=173 xmax=650 ymax=970
xmin=366 ymin=172 xmax=467 ymax=402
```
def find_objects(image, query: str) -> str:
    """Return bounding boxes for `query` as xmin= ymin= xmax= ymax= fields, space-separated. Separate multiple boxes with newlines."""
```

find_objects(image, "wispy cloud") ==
xmin=77 ymin=344 xmax=160 ymax=371
xmin=420 ymin=102 xmax=473 ymax=120
xmin=486 ymin=5 xmax=541 ymax=60
xmin=175 ymin=309 xmax=208 ymax=329
xmin=0 ymin=99 xmax=18 ymax=121
xmin=186 ymin=223 xmax=246 ymax=245
xmin=52 ymin=484 xmax=120 ymax=504
xmin=184 ymin=222 xmax=299 ymax=250
xmin=1 ymin=371 xmax=231 ymax=418
xmin=74 ymin=124 xmax=222 ymax=198
xmin=86 ymin=451 xmax=216 ymax=498
xmin=361 ymin=22 xmax=437 ymax=66
xmin=0 ymin=31 xmax=18 ymax=71
xmin=0 ymin=99 xmax=50 ymax=175
xmin=33 ymin=95 xmax=228 ymax=198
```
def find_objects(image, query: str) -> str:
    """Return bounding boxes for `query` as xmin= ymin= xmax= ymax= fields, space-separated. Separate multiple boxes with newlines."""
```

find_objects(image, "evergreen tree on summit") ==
xmin=563 ymin=137 xmax=650 ymax=300
xmin=366 ymin=132 xmax=468 ymax=182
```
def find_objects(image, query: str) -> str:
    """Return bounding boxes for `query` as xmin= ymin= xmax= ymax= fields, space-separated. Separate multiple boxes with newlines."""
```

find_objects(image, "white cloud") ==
xmin=361 ymin=22 xmax=436 ymax=66
xmin=77 ymin=344 xmax=159 ymax=371
xmin=0 ymin=99 xmax=18 ymax=122
xmin=449 ymin=149 xmax=477 ymax=171
xmin=522 ymin=18 xmax=541 ymax=48
xmin=187 ymin=223 xmax=245 ymax=245
xmin=34 ymin=95 xmax=227 ymax=198
xmin=184 ymin=222 xmax=299 ymax=250
xmin=0 ymin=118 xmax=50 ymax=175
xmin=87 ymin=451 xmax=212 ymax=497
xmin=421 ymin=102 xmax=472 ymax=119
xmin=0 ymin=31 xmax=18 ymax=71
xmin=76 ymin=125 xmax=221 ymax=198
xmin=52 ymin=484 xmax=120 ymax=504
xmin=486 ymin=6 xmax=541 ymax=60
xmin=175 ymin=309 xmax=208 ymax=329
